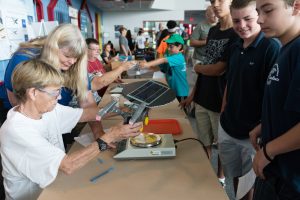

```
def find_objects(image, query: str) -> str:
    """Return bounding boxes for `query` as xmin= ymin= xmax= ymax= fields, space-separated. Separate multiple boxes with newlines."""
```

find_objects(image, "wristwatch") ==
xmin=96 ymin=138 xmax=108 ymax=151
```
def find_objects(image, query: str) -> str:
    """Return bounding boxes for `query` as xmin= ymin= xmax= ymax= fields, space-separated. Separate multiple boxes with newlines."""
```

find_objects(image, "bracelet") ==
xmin=263 ymin=143 xmax=273 ymax=162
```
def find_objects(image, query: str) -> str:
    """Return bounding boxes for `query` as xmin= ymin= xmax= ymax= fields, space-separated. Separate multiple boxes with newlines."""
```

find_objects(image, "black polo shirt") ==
xmin=193 ymin=23 xmax=239 ymax=112
xmin=220 ymin=32 xmax=280 ymax=139
xmin=261 ymin=36 xmax=300 ymax=192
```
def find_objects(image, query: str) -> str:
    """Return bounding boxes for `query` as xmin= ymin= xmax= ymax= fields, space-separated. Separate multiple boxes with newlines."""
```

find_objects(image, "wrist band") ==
xmin=263 ymin=143 xmax=273 ymax=162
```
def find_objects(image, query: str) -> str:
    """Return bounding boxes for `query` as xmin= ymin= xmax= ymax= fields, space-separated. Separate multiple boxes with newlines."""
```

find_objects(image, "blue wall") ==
xmin=0 ymin=0 xmax=103 ymax=81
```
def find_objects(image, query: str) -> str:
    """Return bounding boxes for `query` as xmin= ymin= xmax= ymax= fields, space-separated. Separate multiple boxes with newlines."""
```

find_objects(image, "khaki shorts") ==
xmin=218 ymin=123 xmax=255 ymax=178
xmin=194 ymin=103 xmax=220 ymax=146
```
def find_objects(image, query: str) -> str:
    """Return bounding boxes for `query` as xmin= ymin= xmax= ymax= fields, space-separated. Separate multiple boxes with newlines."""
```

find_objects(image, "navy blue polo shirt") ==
xmin=220 ymin=32 xmax=280 ymax=139
xmin=261 ymin=36 xmax=300 ymax=192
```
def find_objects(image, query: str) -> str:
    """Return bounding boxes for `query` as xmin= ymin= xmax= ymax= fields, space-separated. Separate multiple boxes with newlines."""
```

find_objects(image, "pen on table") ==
xmin=97 ymin=158 xmax=104 ymax=164
xmin=90 ymin=166 xmax=114 ymax=183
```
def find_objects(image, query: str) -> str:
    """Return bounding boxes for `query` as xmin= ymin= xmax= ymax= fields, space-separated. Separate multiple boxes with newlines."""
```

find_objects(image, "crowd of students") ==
xmin=181 ymin=0 xmax=300 ymax=199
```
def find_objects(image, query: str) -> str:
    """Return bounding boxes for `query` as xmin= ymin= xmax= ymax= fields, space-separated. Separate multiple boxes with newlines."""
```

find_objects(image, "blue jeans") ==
xmin=253 ymin=166 xmax=300 ymax=200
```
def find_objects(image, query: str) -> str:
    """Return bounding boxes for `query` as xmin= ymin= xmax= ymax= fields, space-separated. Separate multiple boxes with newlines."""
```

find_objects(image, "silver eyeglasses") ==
xmin=37 ymin=88 xmax=62 ymax=99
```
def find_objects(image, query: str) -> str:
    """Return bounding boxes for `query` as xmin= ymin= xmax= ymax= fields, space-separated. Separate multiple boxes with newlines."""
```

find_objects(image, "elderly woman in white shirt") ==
xmin=0 ymin=59 xmax=141 ymax=200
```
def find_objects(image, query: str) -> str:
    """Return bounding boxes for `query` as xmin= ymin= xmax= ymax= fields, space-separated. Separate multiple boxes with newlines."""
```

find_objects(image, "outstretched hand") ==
xmin=121 ymin=61 xmax=138 ymax=71
xmin=138 ymin=60 xmax=148 ymax=68
xmin=101 ymin=122 xmax=142 ymax=147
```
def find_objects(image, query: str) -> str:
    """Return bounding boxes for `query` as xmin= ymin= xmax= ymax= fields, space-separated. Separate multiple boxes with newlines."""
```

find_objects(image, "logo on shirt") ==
xmin=249 ymin=61 xmax=255 ymax=66
xmin=204 ymin=39 xmax=229 ymax=64
xmin=267 ymin=63 xmax=280 ymax=85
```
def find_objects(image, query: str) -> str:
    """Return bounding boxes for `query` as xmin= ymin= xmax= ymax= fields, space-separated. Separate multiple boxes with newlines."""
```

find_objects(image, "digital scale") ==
xmin=99 ymin=80 xmax=177 ymax=160
xmin=113 ymin=134 xmax=176 ymax=160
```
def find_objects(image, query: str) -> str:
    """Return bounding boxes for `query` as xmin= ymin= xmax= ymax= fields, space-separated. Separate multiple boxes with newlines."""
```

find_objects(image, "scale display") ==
xmin=127 ymin=80 xmax=169 ymax=105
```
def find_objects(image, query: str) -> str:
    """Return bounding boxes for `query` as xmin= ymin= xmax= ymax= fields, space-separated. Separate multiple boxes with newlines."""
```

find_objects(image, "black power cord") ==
xmin=174 ymin=138 xmax=209 ymax=158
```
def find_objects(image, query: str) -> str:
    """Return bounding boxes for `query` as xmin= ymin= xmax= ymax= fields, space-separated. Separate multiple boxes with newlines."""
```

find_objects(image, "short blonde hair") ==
xmin=41 ymin=24 xmax=88 ymax=102
xmin=12 ymin=59 xmax=63 ymax=103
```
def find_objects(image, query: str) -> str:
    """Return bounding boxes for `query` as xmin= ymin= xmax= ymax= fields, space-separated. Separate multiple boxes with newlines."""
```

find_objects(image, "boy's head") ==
xmin=256 ymin=0 xmax=300 ymax=42
xmin=165 ymin=34 xmax=184 ymax=54
xmin=166 ymin=20 xmax=178 ymax=33
xmin=210 ymin=0 xmax=232 ymax=19
xmin=119 ymin=27 xmax=127 ymax=35
xmin=86 ymin=38 xmax=100 ymax=60
xmin=230 ymin=0 xmax=260 ymax=40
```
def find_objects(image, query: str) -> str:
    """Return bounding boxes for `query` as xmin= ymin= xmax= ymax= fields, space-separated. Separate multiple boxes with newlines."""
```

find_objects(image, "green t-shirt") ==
xmin=191 ymin=22 xmax=213 ymax=61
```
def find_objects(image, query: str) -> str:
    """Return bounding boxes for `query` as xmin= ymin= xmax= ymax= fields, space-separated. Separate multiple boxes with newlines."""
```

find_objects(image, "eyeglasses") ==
xmin=37 ymin=88 xmax=62 ymax=99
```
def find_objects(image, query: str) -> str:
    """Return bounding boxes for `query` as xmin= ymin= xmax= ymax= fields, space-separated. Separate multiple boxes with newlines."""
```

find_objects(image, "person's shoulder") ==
xmin=281 ymin=36 xmax=300 ymax=56
xmin=16 ymin=47 xmax=41 ymax=57
xmin=51 ymin=103 xmax=79 ymax=116
xmin=0 ymin=109 xmax=34 ymax=138
xmin=288 ymin=36 xmax=300 ymax=49
xmin=209 ymin=23 xmax=221 ymax=31
xmin=167 ymin=53 xmax=184 ymax=60
xmin=261 ymin=37 xmax=281 ymax=50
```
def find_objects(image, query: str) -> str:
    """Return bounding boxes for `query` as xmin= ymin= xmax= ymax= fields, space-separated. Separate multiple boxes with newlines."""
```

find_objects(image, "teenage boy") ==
xmin=252 ymin=0 xmax=300 ymax=199
xmin=119 ymin=27 xmax=132 ymax=57
xmin=217 ymin=0 xmax=280 ymax=199
xmin=156 ymin=20 xmax=178 ymax=58
xmin=180 ymin=0 xmax=239 ymax=186
xmin=140 ymin=34 xmax=189 ymax=102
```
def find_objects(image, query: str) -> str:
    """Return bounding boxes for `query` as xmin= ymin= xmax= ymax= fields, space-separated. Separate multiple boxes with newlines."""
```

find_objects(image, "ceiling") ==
xmin=88 ymin=0 xmax=157 ymax=12
xmin=87 ymin=0 xmax=204 ymax=24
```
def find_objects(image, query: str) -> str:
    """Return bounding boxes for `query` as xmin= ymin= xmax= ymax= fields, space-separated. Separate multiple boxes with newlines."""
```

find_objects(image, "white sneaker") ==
xmin=219 ymin=177 xmax=226 ymax=188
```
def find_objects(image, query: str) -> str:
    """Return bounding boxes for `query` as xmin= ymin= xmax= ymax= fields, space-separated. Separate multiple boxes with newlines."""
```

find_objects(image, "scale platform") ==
xmin=113 ymin=134 xmax=176 ymax=160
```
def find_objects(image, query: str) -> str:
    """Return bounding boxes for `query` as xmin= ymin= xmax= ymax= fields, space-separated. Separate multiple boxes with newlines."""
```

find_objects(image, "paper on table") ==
xmin=152 ymin=71 xmax=165 ymax=79
xmin=74 ymin=132 xmax=94 ymax=147
xmin=75 ymin=129 xmax=109 ymax=147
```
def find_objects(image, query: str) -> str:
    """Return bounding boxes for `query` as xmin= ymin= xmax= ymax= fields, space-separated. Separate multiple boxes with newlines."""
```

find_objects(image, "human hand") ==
xmin=138 ymin=60 xmax=148 ymax=68
xmin=249 ymin=124 xmax=262 ymax=151
xmin=121 ymin=61 xmax=137 ymax=71
xmin=102 ymin=122 xmax=142 ymax=146
xmin=179 ymin=95 xmax=193 ymax=109
xmin=253 ymin=149 xmax=270 ymax=180
xmin=114 ymin=76 xmax=123 ymax=83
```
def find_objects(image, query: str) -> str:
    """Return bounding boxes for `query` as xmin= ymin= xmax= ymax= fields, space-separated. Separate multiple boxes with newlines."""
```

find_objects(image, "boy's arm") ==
xmin=140 ymin=58 xmax=167 ymax=71
xmin=190 ymin=38 xmax=207 ymax=48
xmin=194 ymin=61 xmax=227 ymax=76
xmin=91 ymin=61 xmax=135 ymax=91
xmin=267 ymin=123 xmax=300 ymax=157
xmin=253 ymin=122 xmax=300 ymax=179
xmin=120 ymin=44 xmax=128 ymax=56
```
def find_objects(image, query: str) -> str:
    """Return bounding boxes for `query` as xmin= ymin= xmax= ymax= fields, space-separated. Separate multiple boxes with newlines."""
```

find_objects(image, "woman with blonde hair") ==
xmin=41 ymin=24 xmax=89 ymax=105
xmin=1 ymin=24 xmax=105 ymax=138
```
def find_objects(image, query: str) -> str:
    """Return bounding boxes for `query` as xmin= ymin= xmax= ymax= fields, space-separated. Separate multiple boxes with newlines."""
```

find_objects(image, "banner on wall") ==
xmin=0 ymin=10 xmax=29 ymax=60
xmin=69 ymin=6 xmax=78 ymax=26
xmin=0 ymin=0 xmax=34 ymax=61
